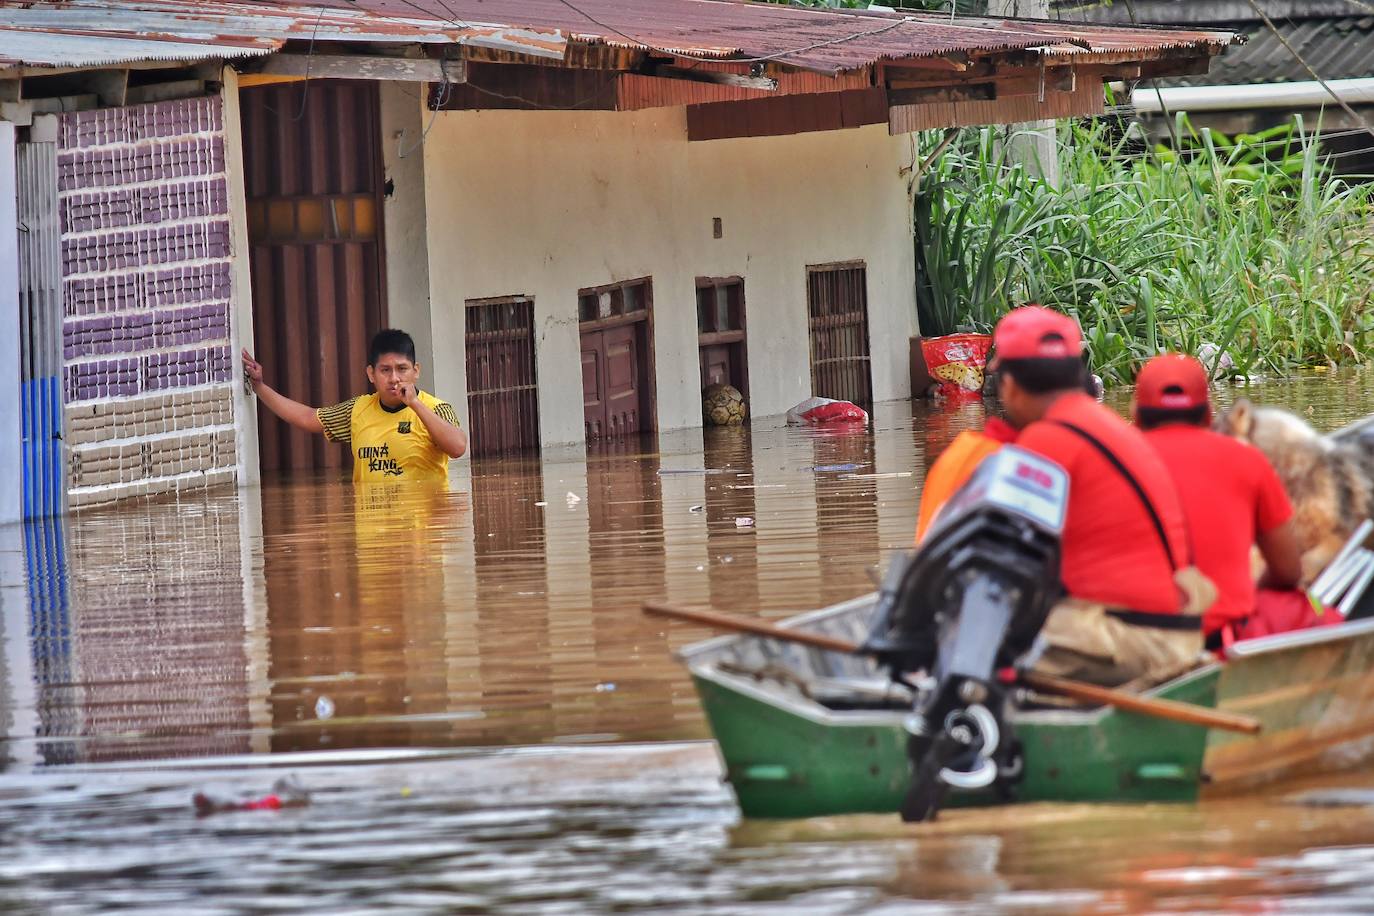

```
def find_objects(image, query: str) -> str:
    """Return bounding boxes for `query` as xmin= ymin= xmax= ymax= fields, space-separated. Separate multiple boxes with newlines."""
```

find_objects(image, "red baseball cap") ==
xmin=1135 ymin=353 xmax=1211 ymax=414
xmin=991 ymin=306 xmax=1082 ymax=364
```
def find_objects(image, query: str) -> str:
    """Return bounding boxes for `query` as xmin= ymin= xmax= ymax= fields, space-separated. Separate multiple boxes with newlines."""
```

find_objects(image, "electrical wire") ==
xmin=290 ymin=4 xmax=328 ymax=121
xmin=398 ymin=75 xmax=453 ymax=158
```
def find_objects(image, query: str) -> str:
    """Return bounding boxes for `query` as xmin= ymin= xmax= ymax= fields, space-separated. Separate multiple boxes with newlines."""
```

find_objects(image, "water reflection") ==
xmin=265 ymin=482 xmax=468 ymax=753
xmin=5 ymin=498 xmax=256 ymax=767
xmin=0 ymin=371 xmax=1371 ymax=765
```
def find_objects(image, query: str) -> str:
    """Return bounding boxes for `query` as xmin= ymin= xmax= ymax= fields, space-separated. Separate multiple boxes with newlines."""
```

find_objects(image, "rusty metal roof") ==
xmin=0 ymin=0 xmax=1235 ymax=74
xmin=331 ymin=0 xmax=1236 ymax=72
xmin=0 ymin=0 xmax=567 ymax=69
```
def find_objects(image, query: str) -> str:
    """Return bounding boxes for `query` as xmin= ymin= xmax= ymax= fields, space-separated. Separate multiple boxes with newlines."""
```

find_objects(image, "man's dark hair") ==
xmin=368 ymin=329 xmax=416 ymax=366
xmin=1136 ymin=405 xmax=1209 ymax=430
xmin=998 ymin=356 xmax=1086 ymax=395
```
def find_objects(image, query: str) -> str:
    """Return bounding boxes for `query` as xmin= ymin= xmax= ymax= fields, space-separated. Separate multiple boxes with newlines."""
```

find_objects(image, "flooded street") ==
xmin=3 ymin=370 xmax=1374 ymax=912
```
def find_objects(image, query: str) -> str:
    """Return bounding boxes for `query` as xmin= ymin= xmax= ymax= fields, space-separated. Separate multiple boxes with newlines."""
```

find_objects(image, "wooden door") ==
xmin=581 ymin=332 xmax=606 ymax=439
xmin=582 ymin=325 xmax=645 ymax=439
xmin=603 ymin=324 xmax=641 ymax=435
xmin=240 ymin=81 xmax=387 ymax=473
xmin=579 ymin=278 xmax=655 ymax=442
xmin=696 ymin=278 xmax=748 ymax=398
xmin=466 ymin=297 xmax=539 ymax=457
xmin=700 ymin=344 xmax=733 ymax=388
xmin=806 ymin=262 xmax=872 ymax=406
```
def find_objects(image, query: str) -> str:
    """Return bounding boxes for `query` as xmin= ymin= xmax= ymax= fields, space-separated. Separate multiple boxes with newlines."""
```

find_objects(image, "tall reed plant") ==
xmin=914 ymin=116 xmax=1374 ymax=384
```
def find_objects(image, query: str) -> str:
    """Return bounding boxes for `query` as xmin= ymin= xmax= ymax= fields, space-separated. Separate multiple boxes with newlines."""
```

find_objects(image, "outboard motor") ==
xmin=861 ymin=445 xmax=1069 ymax=822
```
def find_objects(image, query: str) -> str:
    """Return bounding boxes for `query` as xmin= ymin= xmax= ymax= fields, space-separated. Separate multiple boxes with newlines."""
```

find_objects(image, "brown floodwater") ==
xmin=2 ymin=369 xmax=1373 ymax=912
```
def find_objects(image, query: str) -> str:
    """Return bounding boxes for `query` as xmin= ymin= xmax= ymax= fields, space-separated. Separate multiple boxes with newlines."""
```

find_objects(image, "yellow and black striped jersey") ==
xmin=317 ymin=390 xmax=459 ymax=484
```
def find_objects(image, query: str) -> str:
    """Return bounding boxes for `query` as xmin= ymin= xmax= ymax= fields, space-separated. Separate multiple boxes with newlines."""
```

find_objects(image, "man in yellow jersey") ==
xmin=241 ymin=328 xmax=467 ymax=483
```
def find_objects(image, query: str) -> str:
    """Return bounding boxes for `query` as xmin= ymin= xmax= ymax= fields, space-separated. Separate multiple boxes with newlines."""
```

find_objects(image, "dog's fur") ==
xmin=1215 ymin=398 xmax=1374 ymax=584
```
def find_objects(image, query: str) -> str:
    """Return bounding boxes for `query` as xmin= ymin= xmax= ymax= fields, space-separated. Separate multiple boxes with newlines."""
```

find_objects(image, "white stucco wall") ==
xmin=379 ymin=81 xmax=436 ymax=375
xmin=418 ymin=105 xmax=919 ymax=447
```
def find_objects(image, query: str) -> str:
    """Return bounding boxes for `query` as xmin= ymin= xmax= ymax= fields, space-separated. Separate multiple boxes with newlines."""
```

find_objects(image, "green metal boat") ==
xmin=678 ymin=594 xmax=1374 ymax=819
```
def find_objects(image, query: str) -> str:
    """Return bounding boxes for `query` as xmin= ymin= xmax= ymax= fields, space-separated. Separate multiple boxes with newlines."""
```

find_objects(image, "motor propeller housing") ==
xmin=860 ymin=446 xmax=1070 ymax=821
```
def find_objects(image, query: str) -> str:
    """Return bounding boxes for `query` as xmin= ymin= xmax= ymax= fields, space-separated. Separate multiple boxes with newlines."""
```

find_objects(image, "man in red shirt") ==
xmin=1132 ymin=354 xmax=1317 ymax=649
xmin=991 ymin=307 xmax=1214 ymax=688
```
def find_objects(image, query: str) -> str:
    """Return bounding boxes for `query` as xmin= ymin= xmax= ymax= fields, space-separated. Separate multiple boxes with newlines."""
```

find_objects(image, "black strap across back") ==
xmin=1048 ymin=419 xmax=1188 ymax=573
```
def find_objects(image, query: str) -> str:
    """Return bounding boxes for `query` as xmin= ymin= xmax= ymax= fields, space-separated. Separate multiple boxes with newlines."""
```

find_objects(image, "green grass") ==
xmin=914 ymin=116 xmax=1374 ymax=384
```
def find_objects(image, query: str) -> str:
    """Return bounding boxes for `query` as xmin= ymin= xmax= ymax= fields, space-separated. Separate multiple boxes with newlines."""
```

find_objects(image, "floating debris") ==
xmin=735 ymin=517 xmax=755 ymax=528
xmin=315 ymin=696 xmax=335 ymax=720
xmin=193 ymin=775 xmax=310 ymax=817
xmin=809 ymin=463 xmax=863 ymax=473
xmin=839 ymin=472 xmax=913 ymax=480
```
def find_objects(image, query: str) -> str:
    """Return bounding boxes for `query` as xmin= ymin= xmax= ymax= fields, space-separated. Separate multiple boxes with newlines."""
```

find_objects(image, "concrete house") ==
xmin=0 ymin=0 xmax=1232 ymax=517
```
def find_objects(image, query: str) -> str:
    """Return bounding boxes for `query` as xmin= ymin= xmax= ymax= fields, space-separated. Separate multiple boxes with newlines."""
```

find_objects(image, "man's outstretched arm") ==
xmin=242 ymin=349 xmax=325 ymax=435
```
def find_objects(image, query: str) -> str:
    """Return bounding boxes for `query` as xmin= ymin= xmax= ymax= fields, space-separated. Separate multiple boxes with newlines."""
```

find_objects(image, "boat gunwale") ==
xmin=676 ymin=589 xmax=1374 ymax=667
xmin=692 ymin=658 xmax=1224 ymax=729
xmin=1224 ymin=615 xmax=1374 ymax=658
xmin=678 ymin=590 xmax=1225 ymax=729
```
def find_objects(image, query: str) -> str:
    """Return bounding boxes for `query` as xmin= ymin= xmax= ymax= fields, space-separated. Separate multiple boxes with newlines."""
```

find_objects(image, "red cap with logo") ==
xmin=991 ymin=305 xmax=1082 ymax=365
xmin=1135 ymin=353 xmax=1211 ymax=415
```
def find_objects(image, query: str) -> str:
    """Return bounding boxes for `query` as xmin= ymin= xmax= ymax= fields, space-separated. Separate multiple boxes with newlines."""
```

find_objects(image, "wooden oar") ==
xmin=643 ymin=601 xmax=1261 ymax=736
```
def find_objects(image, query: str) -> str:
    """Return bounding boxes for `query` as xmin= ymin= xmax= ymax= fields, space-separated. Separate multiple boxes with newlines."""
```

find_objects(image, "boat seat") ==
xmin=715 ymin=661 xmax=914 ymax=711
xmin=809 ymin=676 xmax=914 ymax=711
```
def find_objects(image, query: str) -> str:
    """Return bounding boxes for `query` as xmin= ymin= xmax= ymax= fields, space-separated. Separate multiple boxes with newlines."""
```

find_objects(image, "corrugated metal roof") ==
xmin=1163 ymin=16 xmax=1374 ymax=86
xmin=0 ymin=0 xmax=1235 ymax=74
xmin=1056 ymin=0 xmax=1362 ymax=27
xmin=329 ymin=0 xmax=1235 ymax=73
xmin=0 ymin=0 xmax=568 ymax=69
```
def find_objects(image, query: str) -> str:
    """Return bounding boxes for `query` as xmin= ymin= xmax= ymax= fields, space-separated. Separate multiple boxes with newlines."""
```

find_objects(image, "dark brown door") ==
xmin=579 ymin=278 xmax=655 ymax=442
xmin=582 ymin=325 xmax=645 ymax=438
xmin=581 ymin=340 xmax=605 ymax=438
xmin=240 ymin=80 xmax=387 ymax=473
xmin=700 ymin=345 xmax=733 ymax=388
xmin=696 ymin=277 xmax=748 ymax=397
xmin=466 ymin=297 xmax=540 ymax=457
xmin=806 ymin=262 xmax=872 ymax=406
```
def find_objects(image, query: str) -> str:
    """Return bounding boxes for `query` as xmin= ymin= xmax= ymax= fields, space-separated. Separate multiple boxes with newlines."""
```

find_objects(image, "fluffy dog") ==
xmin=1215 ymin=398 xmax=1374 ymax=584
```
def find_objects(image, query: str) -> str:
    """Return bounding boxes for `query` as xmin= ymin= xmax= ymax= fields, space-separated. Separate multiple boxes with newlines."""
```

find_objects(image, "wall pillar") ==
xmin=220 ymin=68 xmax=261 ymax=488
xmin=379 ymin=82 xmax=435 ymax=376
xmin=0 ymin=122 xmax=21 ymax=525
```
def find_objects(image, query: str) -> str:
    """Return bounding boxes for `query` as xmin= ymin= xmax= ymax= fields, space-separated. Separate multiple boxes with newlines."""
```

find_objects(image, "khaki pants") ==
xmin=1033 ymin=567 xmax=1215 ymax=691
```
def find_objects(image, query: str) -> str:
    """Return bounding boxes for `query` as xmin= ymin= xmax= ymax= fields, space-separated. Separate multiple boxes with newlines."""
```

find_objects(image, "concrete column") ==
xmin=0 ymin=519 xmax=36 ymax=769
xmin=0 ymin=122 xmax=21 ymax=525
xmin=379 ymin=81 xmax=436 ymax=375
xmin=220 ymin=69 xmax=263 ymax=489
xmin=988 ymin=0 xmax=1060 ymax=188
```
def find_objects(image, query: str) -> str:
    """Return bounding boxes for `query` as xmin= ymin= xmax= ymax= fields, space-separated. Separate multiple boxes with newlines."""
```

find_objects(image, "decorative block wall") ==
xmin=57 ymin=97 xmax=239 ymax=508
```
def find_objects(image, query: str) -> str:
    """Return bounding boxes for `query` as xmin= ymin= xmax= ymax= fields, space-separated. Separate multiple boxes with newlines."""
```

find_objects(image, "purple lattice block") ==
xmin=65 ymin=357 xmax=141 ymax=403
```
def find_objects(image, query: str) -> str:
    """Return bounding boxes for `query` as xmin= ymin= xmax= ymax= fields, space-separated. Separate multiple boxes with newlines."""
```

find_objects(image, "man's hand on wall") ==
xmin=241 ymin=349 xmax=264 ymax=392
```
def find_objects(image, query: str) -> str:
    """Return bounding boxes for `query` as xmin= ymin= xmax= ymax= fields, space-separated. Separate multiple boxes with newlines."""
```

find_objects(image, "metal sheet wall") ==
xmin=806 ymin=262 xmax=873 ymax=407
xmin=240 ymin=80 xmax=387 ymax=474
xmin=17 ymin=141 xmax=66 ymax=519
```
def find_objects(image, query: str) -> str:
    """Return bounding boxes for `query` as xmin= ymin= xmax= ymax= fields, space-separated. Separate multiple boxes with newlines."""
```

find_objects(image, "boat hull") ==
xmin=681 ymin=597 xmax=1374 ymax=819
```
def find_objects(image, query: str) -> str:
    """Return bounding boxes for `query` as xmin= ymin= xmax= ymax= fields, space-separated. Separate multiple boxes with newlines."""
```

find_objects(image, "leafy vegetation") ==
xmin=913 ymin=116 xmax=1374 ymax=384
